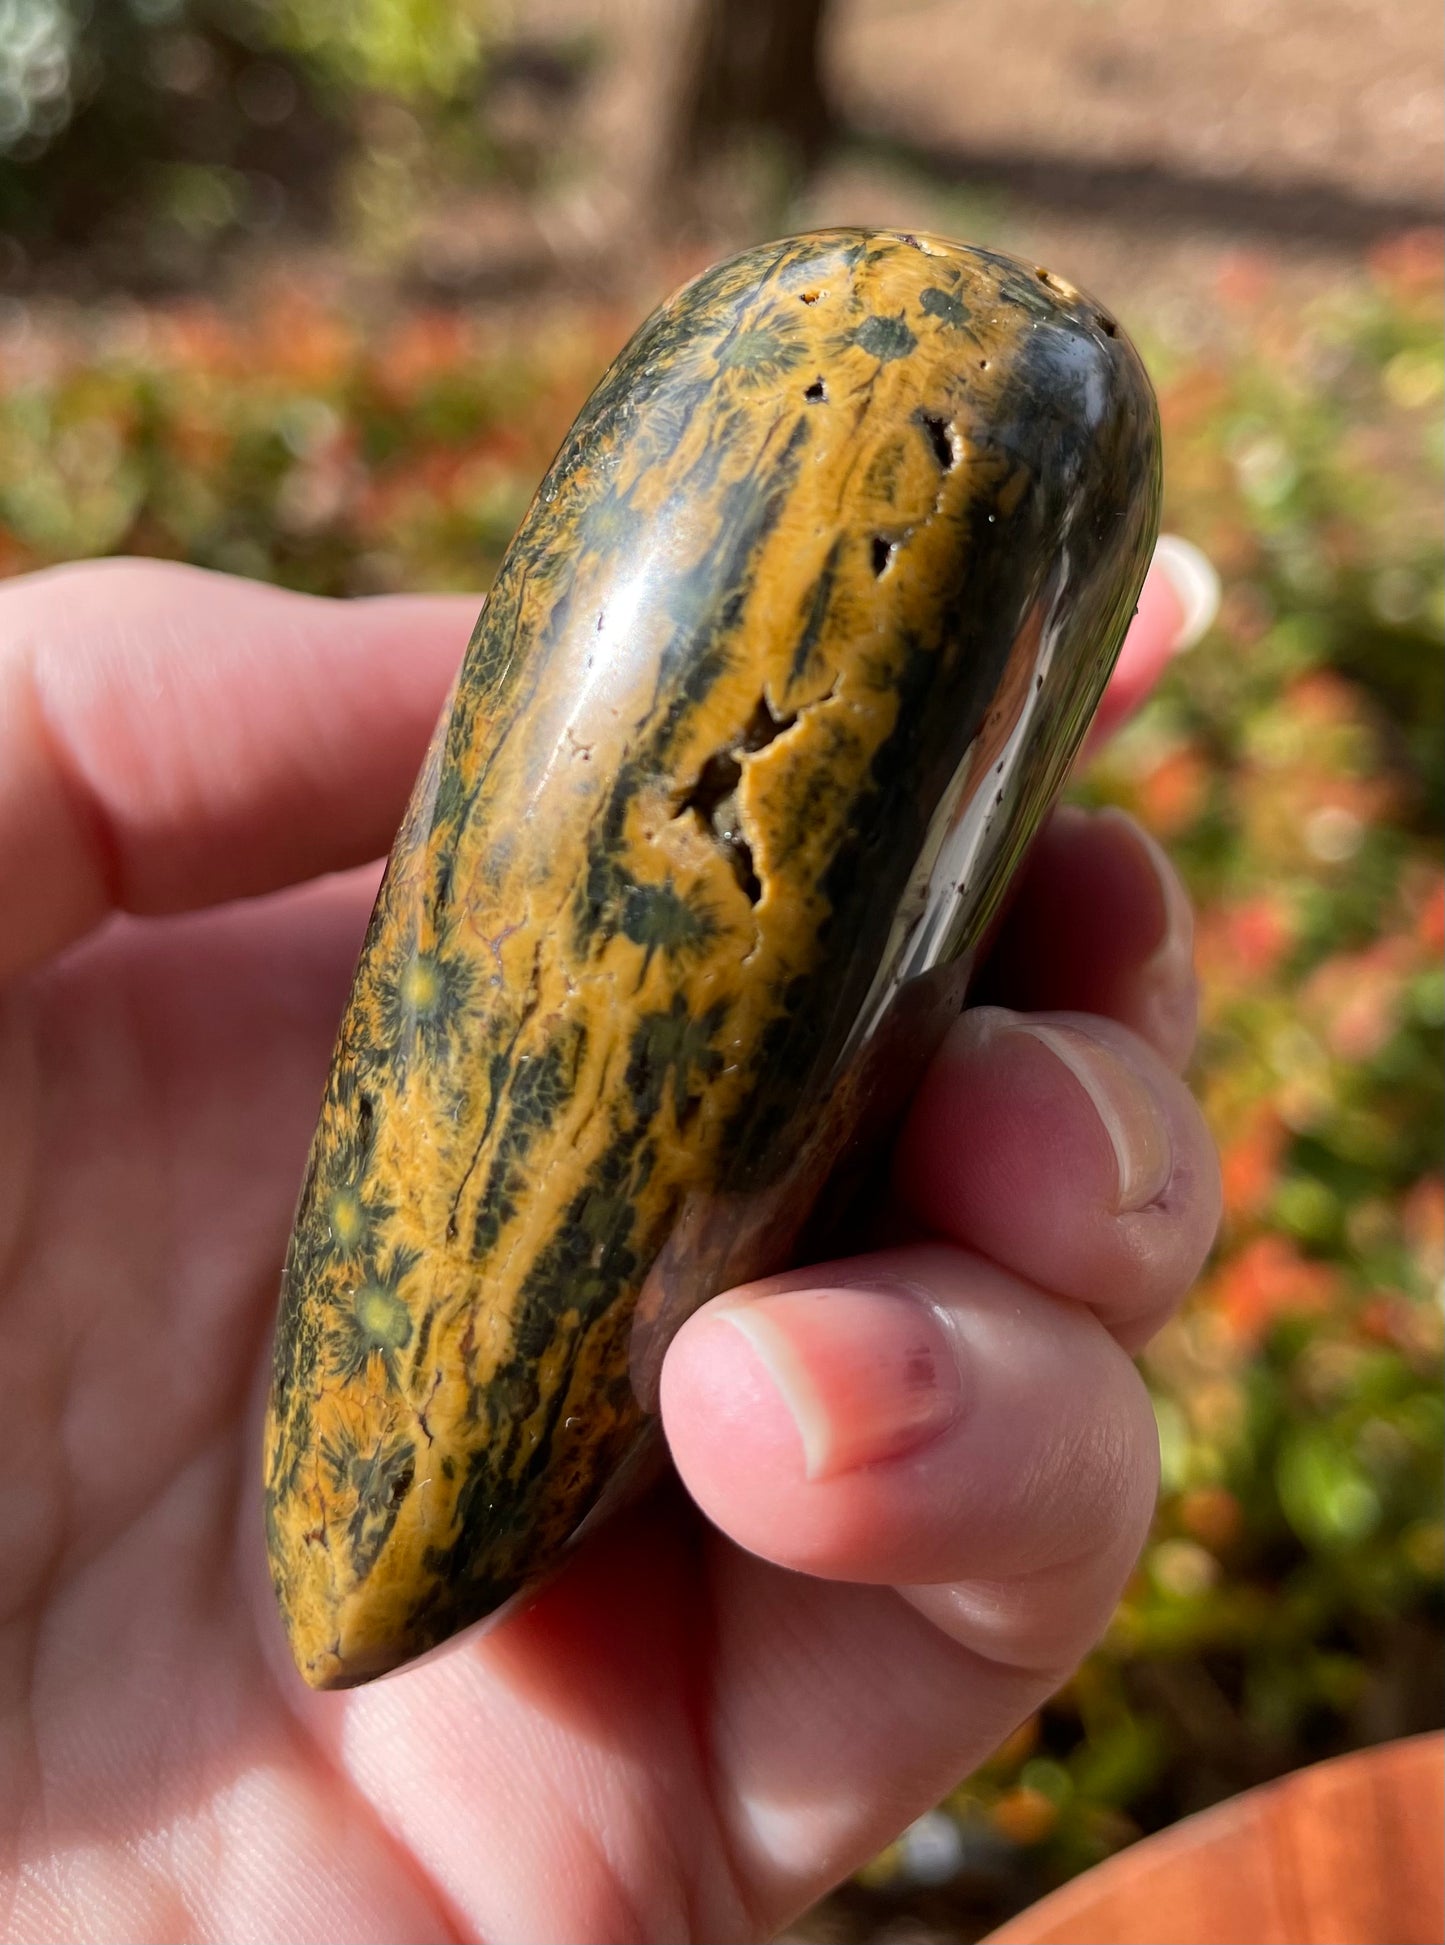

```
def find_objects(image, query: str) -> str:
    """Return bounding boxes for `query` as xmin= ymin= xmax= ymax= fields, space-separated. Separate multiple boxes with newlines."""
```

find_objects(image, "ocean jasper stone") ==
xmin=264 ymin=229 xmax=1161 ymax=1687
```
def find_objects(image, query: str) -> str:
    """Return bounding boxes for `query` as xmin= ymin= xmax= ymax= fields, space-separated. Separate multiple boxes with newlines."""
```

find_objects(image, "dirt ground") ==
xmin=11 ymin=0 xmax=1437 ymax=355
xmin=829 ymin=0 xmax=1441 ymax=205
xmin=482 ymin=0 xmax=1443 ymax=351
xmin=822 ymin=0 xmax=1441 ymax=330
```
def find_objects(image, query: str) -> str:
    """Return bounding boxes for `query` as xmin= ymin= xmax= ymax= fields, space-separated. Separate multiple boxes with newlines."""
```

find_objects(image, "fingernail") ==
xmin=717 ymin=1285 xmax=962 ymax=1481
xmin=1012 ymin=1022 xmax=1173 ymax=1212
xmin=1097 ymin=809 xmax=1195 ymax=979
xmin=1095 ymin=809 xmax=1199 ymax=1064
xmin=1152 ymin=536 xmax=1220 ymax=652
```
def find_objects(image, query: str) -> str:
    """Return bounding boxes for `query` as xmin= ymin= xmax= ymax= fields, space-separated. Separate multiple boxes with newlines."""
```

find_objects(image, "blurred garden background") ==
xmin=1 ymin=1 xmax=1440 ymax=1937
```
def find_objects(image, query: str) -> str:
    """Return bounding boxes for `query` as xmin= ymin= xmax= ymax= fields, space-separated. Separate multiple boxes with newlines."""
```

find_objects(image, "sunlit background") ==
xmin=1 ymin=3 xmax=1440 ymax=1938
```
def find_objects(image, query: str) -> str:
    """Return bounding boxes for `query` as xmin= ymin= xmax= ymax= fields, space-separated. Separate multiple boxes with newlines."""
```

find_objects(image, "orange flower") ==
xmin=1159 ymin=366 xmax=1229 ymax=439
xmin=1178 ymin=1486 xmax=1244 ymax=1552
xmin=1402 ymin=1174 xmax=1445 ymax=1283
xmin=377 ymin=312 xmax=473 ymax=403
xmin=257 ymin=297 xmax=355 ymax=387
xmin=1225 ymin=896 xmax=1294 ymax=982
xmin=155 ymin=303 xmax=240 ymax=376
xmin=0 ymin=531 xmax=35 ymax=576
xmin=1216 ymin=253 xmax=1275 ymax=311
xmin=1415 ymin=879 xmax=1445 ymax=955
xmin=164 ymin=404 xmax=231 ymax=472
xmin=1285 ymin=668 xmax=1367 ymax=730
xmin=1135 ymin=744 xmax=1210 ymax=838
xmin=991 ymin=1787 xmax=1058 ymax=1847
xmin=1211 ymin=1235 xmax=1339 ymax=1345
xmin=1368 ymin=229 xmax=1445 ymax=302
xmin=1219 ymin=1104 xmax=1287 ymax=1221
xmin=1301 ymin=939 xmax=1413 ymax=1062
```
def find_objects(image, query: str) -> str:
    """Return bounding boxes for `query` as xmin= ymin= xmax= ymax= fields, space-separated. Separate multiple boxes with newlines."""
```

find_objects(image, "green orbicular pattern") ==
xmin=264 ymin=229 xmax=1161 ymax=1687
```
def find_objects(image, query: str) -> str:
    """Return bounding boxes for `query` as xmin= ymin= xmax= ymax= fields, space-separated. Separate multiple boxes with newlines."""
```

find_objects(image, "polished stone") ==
xmin=263 ymin=229 xmax=1161 ymax=1688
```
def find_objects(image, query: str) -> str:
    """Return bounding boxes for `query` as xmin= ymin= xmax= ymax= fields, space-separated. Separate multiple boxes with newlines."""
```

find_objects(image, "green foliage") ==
xmin=0 ymin=301 xmax=589 ymax=589
xmin=0 ymin=236 xmax=1439 ymax=1935
xmin=0 ymin=0 xmax=507 ymax=278
xmin=0 ymin=0 xmax=85 ymax=157
xmin=0 ymin=0 xmax=321 ymax=265
xmin=266 ymin=0 xmax=496 ymax=102
xmin=0 ymin=0 xmax=494 ymax=162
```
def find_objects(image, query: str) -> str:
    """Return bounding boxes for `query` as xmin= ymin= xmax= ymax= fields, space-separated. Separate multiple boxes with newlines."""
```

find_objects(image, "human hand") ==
xmin=0 ymin=551 xmax=1219 ymax=1943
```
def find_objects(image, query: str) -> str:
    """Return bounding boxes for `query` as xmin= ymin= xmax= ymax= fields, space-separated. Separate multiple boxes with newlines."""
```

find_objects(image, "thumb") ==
xmin=1087 ymin=535 xmax=1219 ymax=755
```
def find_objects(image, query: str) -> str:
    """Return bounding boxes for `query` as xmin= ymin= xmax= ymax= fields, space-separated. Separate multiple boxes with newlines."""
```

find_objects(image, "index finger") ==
xmin=0 ymin=559 xmax=475 ymax=980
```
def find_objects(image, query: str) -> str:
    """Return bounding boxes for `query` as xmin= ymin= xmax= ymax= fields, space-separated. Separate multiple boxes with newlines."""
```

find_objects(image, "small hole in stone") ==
xmin=1098 ymin=313 xmax=1118 ymax=337
xmin=901 ymin=232 xmax=923 ymax=251
xmin=740 ymin=692 xmax=796 ymax=750
xmin=675 ymin=749 xmax=741 ymax=825
xmin=871 ymin=536 xmax=896 ymax=577
xmin=671 ymin=694 xmax=795 ymax=908
xmin=978 ymin=357 xmax=990 ymax=371
xmin=732 ymin=844 xmax=762 ymax=905
xmin=920 ymin=412 xmax=955 ymax=470
xmin=804 ymin=378 xmax=827 ymax=402
xmin=799 ymin=289 xmax=821 ymax=304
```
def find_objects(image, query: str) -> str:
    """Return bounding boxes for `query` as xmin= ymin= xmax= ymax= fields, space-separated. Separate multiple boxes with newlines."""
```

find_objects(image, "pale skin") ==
xmin=0 ymin=557 xmax=1220 ymax=1944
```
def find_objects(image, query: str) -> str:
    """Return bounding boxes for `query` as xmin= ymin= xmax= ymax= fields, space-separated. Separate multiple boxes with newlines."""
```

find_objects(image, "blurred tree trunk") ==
xmin=668 ymin=0 xmax=833 ymax=195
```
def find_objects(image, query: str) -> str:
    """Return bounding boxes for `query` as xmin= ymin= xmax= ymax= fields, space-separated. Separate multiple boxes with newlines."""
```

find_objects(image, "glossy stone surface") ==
xmin=264 ymin=229 xmax=1161 ymax=1688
